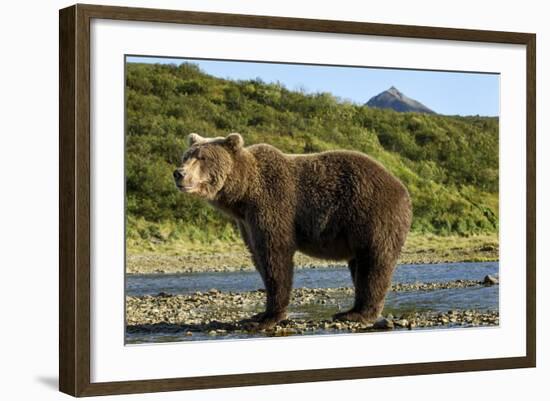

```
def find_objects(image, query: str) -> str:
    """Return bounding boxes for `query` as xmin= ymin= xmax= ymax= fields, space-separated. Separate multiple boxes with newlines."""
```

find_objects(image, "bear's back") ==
xmin=247 ymin=144 xmax=407 ymax=200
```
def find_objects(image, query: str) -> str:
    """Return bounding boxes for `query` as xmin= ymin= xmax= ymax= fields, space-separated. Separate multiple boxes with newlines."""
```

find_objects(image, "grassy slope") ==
xmin=125 ymin=62 xmax=499 ymax=269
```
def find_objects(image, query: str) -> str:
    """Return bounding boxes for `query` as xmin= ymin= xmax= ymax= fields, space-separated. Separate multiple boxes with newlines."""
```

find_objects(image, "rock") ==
xmin=373 ymin=317 xmax=394 ymax=330
xmin=332 ymin=322 xmax=343 ymax=330
xmin=483 ymin=275 xmax=499 ymax=286
xmin=394 ymin=319 xmax=409 ymax=328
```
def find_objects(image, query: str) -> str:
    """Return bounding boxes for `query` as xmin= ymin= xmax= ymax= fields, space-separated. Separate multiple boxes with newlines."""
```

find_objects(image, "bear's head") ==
xmin=173 ymin=132 xmax=244 ymax=200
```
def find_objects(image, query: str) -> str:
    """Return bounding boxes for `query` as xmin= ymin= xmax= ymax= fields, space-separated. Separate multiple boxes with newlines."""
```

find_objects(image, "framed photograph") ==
xmin=59 ymin=4 xmax=536 ymax=397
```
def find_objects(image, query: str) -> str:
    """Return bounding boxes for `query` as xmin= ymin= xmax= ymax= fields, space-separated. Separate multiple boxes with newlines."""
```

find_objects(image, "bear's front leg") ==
xmin=245 ymin=240 xmax=295 ymax=331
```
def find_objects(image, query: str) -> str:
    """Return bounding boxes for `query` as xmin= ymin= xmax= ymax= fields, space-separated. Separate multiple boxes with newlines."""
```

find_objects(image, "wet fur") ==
xmin=175 ymin=134 xmax=412 ymax=329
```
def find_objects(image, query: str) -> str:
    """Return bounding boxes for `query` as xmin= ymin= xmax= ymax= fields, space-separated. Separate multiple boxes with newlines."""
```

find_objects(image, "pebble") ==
xmin=483 ymin=275 xmax=499 ymax=286
xmin=394 ymin=319 xmax=409 ymax=328
xmin=373 ymin=317 xmax=394 ymax=330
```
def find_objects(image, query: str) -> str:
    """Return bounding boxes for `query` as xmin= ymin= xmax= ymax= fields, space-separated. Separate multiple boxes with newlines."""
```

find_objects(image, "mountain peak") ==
xmin=366 ymin=87 xmax=435 ymax=114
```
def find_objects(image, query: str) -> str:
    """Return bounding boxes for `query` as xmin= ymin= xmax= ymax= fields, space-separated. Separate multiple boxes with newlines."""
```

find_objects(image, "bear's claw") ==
xmin=240 ymin=311 xmax=287 ymax=331
xmin=332 ymin=310 xmax=377 ymax=324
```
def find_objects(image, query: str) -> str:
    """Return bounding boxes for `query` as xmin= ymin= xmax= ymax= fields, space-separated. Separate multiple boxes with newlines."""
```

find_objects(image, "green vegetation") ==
xmin=126 ymin=62 xmax=499 ymax=253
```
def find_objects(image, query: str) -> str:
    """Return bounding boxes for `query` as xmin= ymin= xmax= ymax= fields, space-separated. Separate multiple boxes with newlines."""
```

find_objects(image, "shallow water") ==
xmin=126 ymin=262 xmax=499 ymax=343
xmin=126 ymin=261 xmax=499 ymax=296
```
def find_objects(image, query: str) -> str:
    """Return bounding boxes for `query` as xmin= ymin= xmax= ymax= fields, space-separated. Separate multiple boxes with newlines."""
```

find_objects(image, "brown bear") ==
xmin=173 ymin=133 xmax=412 ymax=330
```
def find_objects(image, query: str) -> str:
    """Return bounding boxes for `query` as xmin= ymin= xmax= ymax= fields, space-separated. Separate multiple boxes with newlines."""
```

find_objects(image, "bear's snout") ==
xmin=173 ymin=169 xmax=187 ymax=191
xmin=173 ymin=169 xmax=184 ymax=180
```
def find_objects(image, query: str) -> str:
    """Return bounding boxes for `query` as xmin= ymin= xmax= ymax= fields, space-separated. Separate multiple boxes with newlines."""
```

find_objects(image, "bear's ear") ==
xmin=187 ymin=133 xmax=204 ymax=146
xmin=225 ymin=133 xmax=244 ymax=151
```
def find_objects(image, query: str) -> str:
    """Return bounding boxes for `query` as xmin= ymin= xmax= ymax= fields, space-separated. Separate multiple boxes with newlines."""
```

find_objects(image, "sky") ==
xmin=127 ymin=56 xmax=500 ymax=117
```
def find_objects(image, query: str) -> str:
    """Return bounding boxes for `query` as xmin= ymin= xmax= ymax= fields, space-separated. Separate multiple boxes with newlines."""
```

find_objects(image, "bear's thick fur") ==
xmin=173 ymin=133 xmax=412 ymax=330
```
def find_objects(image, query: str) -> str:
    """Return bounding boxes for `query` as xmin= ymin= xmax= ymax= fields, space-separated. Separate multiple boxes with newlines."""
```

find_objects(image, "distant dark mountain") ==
xmin=366 ymin=86 xmax=435 ymax=114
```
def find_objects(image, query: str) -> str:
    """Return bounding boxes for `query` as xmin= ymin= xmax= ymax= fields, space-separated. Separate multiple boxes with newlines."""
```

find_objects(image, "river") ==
xmin=126 ymin=261 xmax=499 ymax=343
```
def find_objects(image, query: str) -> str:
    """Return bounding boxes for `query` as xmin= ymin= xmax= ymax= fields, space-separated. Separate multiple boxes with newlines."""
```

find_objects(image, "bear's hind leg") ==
xmin=333 ymin=251 xmax=395 ymax=324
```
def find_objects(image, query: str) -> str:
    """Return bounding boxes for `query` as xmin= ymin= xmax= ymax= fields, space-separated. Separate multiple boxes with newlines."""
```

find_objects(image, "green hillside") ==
xmin=125 ymin=62 xmax=498 ymax=248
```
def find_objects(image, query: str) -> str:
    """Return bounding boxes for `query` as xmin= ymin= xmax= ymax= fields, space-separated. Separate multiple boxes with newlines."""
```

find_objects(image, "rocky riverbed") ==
xmin=126 ymin=278 xmax=499 ymax=340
